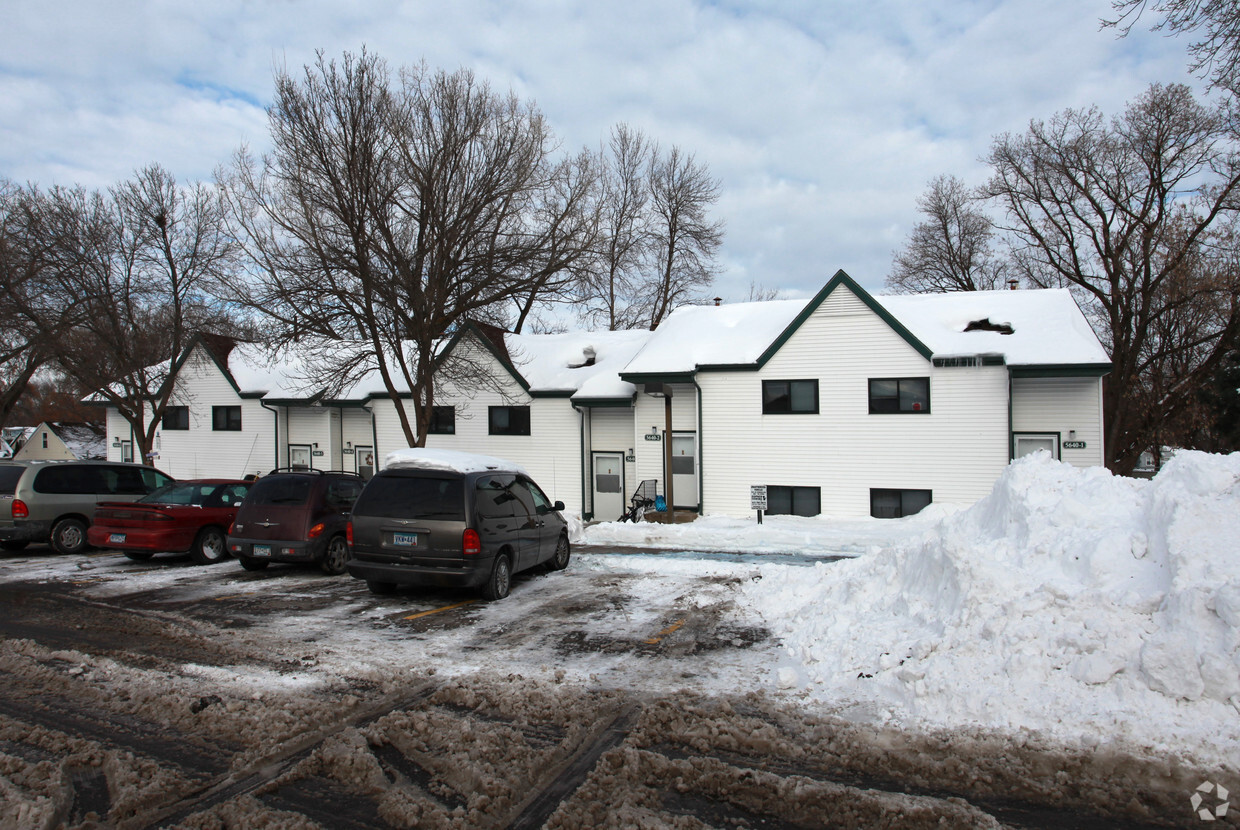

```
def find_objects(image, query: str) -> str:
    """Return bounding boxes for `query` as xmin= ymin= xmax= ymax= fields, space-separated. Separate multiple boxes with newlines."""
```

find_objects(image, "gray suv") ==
xmin=346 ymin=466 xmax=569 ymax=600
xmin=0 ymin=460 xmax=175 ymax=554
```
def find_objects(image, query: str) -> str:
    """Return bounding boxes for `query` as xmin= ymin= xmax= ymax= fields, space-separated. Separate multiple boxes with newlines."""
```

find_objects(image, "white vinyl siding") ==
xmin=1011 ymin=376 xmax=1104 ymax=468
xmin=111 ymin=345 xmax=276 ymax=479
xmin=699 ymin=285 xmax=1010 ymax=518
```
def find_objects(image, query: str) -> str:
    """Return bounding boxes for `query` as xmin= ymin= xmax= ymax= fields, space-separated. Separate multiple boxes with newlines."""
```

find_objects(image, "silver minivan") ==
xmin=0 ymin=460 xmax=174 ymax=554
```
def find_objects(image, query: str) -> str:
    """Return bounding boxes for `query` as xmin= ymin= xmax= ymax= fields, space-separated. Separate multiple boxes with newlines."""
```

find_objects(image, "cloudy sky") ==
xmin=0 ymin=0 xmax=1208 ymax=302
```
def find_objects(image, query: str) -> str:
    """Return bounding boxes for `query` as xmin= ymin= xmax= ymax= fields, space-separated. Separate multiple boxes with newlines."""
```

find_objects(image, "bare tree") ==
xmin=887 ymin=175 xmax=1009 ymax=294
xmin=1106 ymin=0 xmax=1240 ymax=91
xmin=222 ymin=51 xmax=601 ymax=447
xmin=20 ymin=165 xmax=239 ymax=464
xmin=643 ymin=145 xmax=724 ymax=329
xmin=983 ymin=83 xmax=1240 ymax=473
xmin=0 ymin=181 xmax=51 ymax=428
xmin=577 ymin=124 xmax=653 ymax=330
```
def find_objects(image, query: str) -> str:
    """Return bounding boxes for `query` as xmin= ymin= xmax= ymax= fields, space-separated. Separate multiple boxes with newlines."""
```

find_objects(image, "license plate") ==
xmin=393 ymin=532 xmax=418 ymax=547
xmin=253 ymin=544 xmax=272 ymax=558
xmin=109 ymin=533 xmax=125 ymax=544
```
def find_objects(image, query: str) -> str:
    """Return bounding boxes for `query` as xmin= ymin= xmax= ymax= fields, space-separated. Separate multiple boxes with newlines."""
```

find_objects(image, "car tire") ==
xmin=548 ymin=535 xmax=570 ymax=571
xmin=0 ymin=541 xmax=28 ymax=552
xmin=51 ymin=518 xmax=88 ymax=555
xmin=239 ymin=557 xmax=269 ymax=571
xmin=367 ymin=580 xmax=396 ymax=595
xmin=191 ymin=526 xmax=228 ymax=565
xmin=320 ymin=535 xmax=348 ymax=576
xmin=123 ymin=551 xmax=155 ymax=562
xmin=481 ymin=553 xmax=512 ymax=601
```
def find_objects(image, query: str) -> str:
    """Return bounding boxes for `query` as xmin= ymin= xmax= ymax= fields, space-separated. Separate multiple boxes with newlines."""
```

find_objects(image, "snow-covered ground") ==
xmin=573 ymin=450 xmax=1240 ymax=770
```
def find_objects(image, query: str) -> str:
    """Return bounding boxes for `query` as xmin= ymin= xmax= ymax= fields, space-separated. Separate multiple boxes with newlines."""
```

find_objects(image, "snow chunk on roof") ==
xmin=879 ymin=288 xmax=1109 ymax=366
xmin=503 ymin=329 xmax=652 ymax=399
xmin=622 ymin=299 xmax=808 ymax=375
xmin=383 ymin=448 xmax=529 ymax=476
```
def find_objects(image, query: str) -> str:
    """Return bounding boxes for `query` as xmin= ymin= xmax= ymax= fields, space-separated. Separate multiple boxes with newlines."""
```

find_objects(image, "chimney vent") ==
xmin=713 ymin=297 xmax=723 ymax=307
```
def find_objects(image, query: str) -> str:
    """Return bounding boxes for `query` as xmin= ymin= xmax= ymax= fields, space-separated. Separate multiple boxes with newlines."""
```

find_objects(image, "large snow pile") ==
xmin=749 ymin=451 xmax=1240 ymax=763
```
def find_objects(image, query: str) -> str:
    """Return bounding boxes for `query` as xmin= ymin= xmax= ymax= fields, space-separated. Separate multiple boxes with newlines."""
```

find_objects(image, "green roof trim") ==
xmin=531 ymin=389 xmax=576 ymax=399
xmin=1010 ymin=364 xmax=1112 ymax=378
xmin=174 ymin=335 xmax=241 ymax=395
xmin=617 ymin=371 xmax=699 ymax=384
xmin=570 ymin=396 xmax=634 ymax=408
xmin=751 ymin=270 xmax=934 ymax=366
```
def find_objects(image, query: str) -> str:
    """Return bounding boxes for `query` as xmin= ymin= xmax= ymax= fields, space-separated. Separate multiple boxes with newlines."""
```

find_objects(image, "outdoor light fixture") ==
xmin=1069 ymin=430 xmax=1077 ymax=440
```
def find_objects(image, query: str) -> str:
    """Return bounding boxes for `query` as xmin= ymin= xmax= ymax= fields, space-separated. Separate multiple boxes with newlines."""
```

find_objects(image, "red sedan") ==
xmin=88 ymin=479 xmax=252 ymax=565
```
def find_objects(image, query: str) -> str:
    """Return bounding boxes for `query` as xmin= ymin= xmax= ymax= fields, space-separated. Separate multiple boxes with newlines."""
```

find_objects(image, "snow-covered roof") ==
xmin=384 ymin=447 xmax=529 ymax=475
xmin=880 ymin=288 xmax=1110 ymax=367
xmin=503 ymin=329 xmax=653 ymax=400
xmin=621 ymin=277 xmax=1109 ymax=376
xmin=620 ymin=299 xmax=806 ymax=376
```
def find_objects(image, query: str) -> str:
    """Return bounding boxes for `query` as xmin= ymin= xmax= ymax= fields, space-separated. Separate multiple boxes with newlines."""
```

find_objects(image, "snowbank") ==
xmin=383 ymin=448 xmax=529 ymax=476
xmin=746 ymin=451 xmax=1240 ymax=764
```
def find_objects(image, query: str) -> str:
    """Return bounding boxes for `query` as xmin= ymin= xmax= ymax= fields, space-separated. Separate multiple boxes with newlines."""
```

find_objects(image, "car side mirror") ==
xmin=553 ymin=500 xmax=565 ymax=512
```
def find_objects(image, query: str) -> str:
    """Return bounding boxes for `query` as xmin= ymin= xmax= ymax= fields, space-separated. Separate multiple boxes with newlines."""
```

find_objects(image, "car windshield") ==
xmin=353 ymin=475 xmax=464 ymax=520
xmin=0 ymin=465 xmax=24 ymax=496
xmin=139 ymin=482 xmax=213 ymax=506
xmin=246 ymin=476 xmax=313 ymax=505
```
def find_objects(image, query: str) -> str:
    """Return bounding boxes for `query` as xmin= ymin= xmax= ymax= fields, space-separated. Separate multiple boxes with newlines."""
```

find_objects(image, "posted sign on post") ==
xmin=751 ymin=485 xmax=767 ymax=524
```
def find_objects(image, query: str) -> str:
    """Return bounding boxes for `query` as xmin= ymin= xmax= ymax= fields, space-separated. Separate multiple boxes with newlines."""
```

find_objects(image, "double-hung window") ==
xmin=489 ymin=405 xmax=531 ymax=436
xmin=868 ymin=378 xmax=930 ymax=414
xmin=162 ymin=406 xmax=189 ymax=430
xmin=870 ymin=489 xmax=932 ymax=518
xmin=427 ymin=406 xmax=455 ymax=435
xmin=762 ymin=380 xmax=819 ymax=414
xmin=212 ymin=405 xmax=242 ymax=431
xmin=766 ymin=485 xmax=821 ymax=517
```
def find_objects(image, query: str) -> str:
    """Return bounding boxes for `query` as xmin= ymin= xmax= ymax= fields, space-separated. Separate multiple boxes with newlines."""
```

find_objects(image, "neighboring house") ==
xmin=96 ymin=270 xmax=1110 ymax=519
xmin=11 ymin=422 xmax=106 ymax=461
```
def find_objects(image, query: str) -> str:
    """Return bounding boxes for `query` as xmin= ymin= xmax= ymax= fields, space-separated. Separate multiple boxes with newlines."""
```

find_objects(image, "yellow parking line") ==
xmin=403 ymin=600 xmax=477 ymax=620
xmin=643 ymin=618 xmax=687 ymax=645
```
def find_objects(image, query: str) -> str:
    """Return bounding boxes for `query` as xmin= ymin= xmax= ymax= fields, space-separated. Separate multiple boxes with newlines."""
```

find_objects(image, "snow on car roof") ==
xmin=383 ymin=448 xmax=530 ymax=476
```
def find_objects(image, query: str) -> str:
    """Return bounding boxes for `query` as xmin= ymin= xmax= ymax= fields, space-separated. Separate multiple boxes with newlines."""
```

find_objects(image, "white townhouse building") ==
xmin=99 ymin=271 xmax=1110 ymax=520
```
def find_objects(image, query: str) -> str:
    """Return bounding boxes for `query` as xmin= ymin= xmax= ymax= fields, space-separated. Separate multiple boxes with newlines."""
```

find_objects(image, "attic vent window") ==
xmin=963 ymin=318 xmax=1014 ymax=335
xmin=568 ymin=347 xmax=596 ymax=369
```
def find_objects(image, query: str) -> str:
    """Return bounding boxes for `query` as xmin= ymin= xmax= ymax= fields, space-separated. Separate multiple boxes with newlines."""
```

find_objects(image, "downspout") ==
xmin=364 ymin=401 xmax=379 ymax=472
xmin=572 ymin=402 xmax=587 ymax=521
xmin=693 ymin=378 xmax=704 ymax=515
xmin=337 ymin=406 xmax=344 ymax=472
xmin=1007 ymin=370 xmax=1014 ymax=461
xmin=260 ymin=400 xmax=279 ymax=473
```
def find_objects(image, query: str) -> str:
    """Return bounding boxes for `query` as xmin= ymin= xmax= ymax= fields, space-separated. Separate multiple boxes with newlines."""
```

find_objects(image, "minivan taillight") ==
xmin=346 ymin=520 xmax=353 ymax=545
xmin=463 ymin=528 xmax=481 ymax=555
xmin=308 ymin=522 xmax=325 ymax=538
xmin=11 ymin=499 xmax=28 ymax=519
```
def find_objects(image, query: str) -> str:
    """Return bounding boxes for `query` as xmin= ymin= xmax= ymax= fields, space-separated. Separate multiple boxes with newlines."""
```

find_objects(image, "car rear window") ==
xmin=353 ymin=475 xmax=465 ymax=521
xmin=140 ymin=482 xmax=215 ymax=506
xmin=246 ymin=476 xmax=314 ymax=506
xmin=0 ymin=465 xmax=25 ymax=496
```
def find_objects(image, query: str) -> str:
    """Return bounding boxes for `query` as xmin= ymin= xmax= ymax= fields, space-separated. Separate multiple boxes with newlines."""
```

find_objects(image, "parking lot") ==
xmin=0 ymin=545 xmax=1202 ymax=829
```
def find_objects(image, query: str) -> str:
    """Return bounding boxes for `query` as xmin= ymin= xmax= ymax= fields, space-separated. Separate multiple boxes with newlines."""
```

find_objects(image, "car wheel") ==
xmin=367 ymin=580 xmax=396 ymax=595
xmin=239 ymin=557 xmax=269 ymax=571
xmin=191 ymin=527 xmax=228 ymax=565
xmin=123 ymin=551 xmax=154 ymax=562
xmin=548 ymin=535 xmax=570 ymax=571
xmin=481 ymin=553 xmax=512 ymax=601
xmin=51 ymin=518 xmax=88 ymax=555
xmin=0 ymin=541 xmax=28 ymax=552
xmin=320 ymin=535 xmax=348 ymax=575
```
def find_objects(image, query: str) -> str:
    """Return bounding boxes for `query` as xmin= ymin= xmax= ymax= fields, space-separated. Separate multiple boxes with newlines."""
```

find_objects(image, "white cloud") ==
xmin=0 ymin=0 xmax=1209 ymax=300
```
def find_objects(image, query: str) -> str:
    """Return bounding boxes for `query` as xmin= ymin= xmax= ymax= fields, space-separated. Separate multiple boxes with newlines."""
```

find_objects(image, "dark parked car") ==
xmin=0 ymin=460 xmax=175 ymax=554
xmin=346 ymin=456 xmax=569 ymax=600
xmin=88 ymin=479 xmax=252 ymax=565
xmin=227 ymin=469 xmax=364 ymax=575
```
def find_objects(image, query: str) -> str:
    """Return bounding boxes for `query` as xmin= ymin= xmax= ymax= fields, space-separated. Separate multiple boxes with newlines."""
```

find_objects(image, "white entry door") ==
xmin=289 ymin=444 xmax=312 ymax=470
xmin=670 ymin=433 xmax=697 ymax=509
xmin=355 ymin=446 xmax=375 ymax=480
xmin=592 ymin=453 xmax=625 ymax=521
xmin=1014 ymin=434 xmax=1059 ymax=460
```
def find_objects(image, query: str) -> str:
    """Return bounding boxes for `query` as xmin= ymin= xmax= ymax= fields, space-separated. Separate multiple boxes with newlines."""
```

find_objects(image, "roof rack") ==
xmin=266 ymin=467 xmax=362 ymax=477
